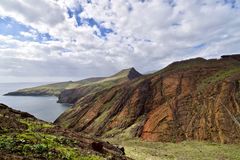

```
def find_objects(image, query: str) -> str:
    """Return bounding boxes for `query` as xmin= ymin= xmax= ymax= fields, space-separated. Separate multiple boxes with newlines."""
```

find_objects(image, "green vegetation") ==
xmin=0 ymin=118 xmax=103 ymax=160
xmin=0 ymin=133 xmax=102 ymax=160
xmin=68 ymin=68 xmax=136 ymax=94
xmin=107 ymin=138 xmax=240 ymax=160
xmin=19 ymin=119 xmax=53 ymax=131
xmin=12 ymin=81 xmax=90 ymax=96
xmin=6 ymin=67 xmax=139 ymax=99
xmin=157 ymin=58 xmax=208 ymax=74
xmin=5 ymin=77 xmax=106 ymax=96
xmin=0 ymin=104 xmax=130 ymax=159
xmin=198 ymin=65 xmax=240 ymax=92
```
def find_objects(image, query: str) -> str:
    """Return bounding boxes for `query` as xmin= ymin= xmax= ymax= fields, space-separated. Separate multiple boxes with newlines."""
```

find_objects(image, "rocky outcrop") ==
xmin=0 ymin=104 xmax=129 ymax=160
xmin=55 ymin=55 xmax=240 ymax=144
xmin=127 ymin=68 xmax=142 ymax=80
xmin=221 ymin=54 xmax=240 ymax=61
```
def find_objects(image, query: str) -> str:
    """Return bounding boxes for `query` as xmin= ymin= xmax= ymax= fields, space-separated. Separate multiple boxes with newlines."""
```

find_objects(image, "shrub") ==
xmin=34 ymin=144 xmax=48 ymax=154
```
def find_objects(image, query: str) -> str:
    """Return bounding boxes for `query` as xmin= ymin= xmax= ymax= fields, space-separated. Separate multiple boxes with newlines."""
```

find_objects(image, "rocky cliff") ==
xmin=55 ymin=55 xmax=240 ymax=144
xmin=0 ymin=103 xmax=129 ymax=160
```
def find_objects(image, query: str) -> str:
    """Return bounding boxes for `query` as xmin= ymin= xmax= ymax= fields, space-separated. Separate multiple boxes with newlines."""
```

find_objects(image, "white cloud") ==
xmin=0 ymin=0 xmax=240 ymax=82
xmin=0 ymin=0 xmax=65 ymax=32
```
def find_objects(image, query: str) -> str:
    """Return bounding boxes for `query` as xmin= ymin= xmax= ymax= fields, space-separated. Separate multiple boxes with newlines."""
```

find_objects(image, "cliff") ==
xmin=55 ymin=55 xmax=240 ymax=144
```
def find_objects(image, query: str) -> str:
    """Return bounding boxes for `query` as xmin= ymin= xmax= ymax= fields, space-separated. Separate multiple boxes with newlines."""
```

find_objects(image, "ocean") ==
xmin=0 ymin=82 xmax=70 ymax=122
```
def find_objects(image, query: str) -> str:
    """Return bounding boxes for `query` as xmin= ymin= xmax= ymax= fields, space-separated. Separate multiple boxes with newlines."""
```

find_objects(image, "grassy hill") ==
xmin=4 ymin=77 xmax=105 ymax=96
xmin=58 ymin=68 xmax=142 ymax=104
xmin=5 ymin=68 xmax=142 ymax=105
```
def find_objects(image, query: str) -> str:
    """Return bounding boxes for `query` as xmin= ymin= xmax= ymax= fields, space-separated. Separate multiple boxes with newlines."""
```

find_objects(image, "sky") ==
xmin=0 ymin=0 xmax=240 ymax=82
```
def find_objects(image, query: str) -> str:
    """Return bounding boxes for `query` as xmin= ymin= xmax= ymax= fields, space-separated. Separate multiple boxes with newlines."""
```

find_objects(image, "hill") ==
xmin=55 ymin=55 xmax=240 ymax=144
xmin=5 ymin=68 xmax=142 ymax=105
xmin=58 ymin=67 xmax=142 ymax=104
xmin=0 ymin=103 xmax=129 ymax=160
xmin=4 ymin=77 xmax=105 ymax=97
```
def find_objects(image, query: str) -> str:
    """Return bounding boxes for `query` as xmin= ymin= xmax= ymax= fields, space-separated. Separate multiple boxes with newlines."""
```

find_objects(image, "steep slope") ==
xmin=5 ymin=77 xmax=105 ymax=96
xmin=55 ymin=55 xmax=240 ymax=144
xmin=0 ymin=103 xmax=129 ymax=160
xmin=58 ymin=68 xmax=142 ymax=104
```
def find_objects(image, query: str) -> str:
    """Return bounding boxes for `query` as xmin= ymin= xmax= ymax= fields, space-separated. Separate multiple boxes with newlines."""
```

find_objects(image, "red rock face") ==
xmin=55 ymin=56 xmax=240 ymax=143
xmin=141 ymin=73 xmax=240 ymax=143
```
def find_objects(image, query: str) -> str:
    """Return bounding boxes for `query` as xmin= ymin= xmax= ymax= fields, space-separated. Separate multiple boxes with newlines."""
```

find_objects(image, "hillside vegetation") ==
xmin=0 ymin=103 xmax=129 ymax=160
xmin=4 ymin=77 xmax=105 ymax=96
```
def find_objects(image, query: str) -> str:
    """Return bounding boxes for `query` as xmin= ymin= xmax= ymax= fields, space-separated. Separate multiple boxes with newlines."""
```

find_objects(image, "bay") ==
xmin=0 ymin=82 xmax=70 ymax=122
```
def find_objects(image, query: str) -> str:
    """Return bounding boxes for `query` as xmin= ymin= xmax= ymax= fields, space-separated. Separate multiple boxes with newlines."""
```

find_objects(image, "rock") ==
xmin=221 ymin=54 xmax=240 ymax=61
xmin=92 ymin=142 xmax=103 ymax=152
xmin=113 ymin=145 xmax=125 ymax=155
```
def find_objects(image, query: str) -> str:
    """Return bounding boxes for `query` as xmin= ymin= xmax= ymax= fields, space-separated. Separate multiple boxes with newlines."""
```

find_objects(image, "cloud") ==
xmin=0 ymin=0 xmax=240 ymax=82
xmin=0 ymin=0 xmax=65 ymax=31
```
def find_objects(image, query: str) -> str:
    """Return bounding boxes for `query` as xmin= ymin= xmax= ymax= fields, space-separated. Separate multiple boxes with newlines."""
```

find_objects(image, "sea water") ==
xmin=0 ymin=82 xmax=70 ymax=122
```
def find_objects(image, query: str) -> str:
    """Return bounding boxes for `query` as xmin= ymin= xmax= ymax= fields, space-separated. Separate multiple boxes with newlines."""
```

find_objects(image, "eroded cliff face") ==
xmin=55 ymin=56 xmax=240 ymax=143
xmin=141 ymin=74 xmax=240 ymax=143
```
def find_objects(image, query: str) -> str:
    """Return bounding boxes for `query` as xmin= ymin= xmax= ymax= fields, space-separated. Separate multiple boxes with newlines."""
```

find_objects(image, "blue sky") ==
xmin=0 ymin=17 xmax=53 ymax=42
xmin=0 ymin=0 xmax=240 ymax=82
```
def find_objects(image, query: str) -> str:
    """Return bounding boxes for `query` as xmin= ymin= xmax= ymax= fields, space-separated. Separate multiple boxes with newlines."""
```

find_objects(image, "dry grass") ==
xmin=106 ymin=138 xmax=240 ymax=160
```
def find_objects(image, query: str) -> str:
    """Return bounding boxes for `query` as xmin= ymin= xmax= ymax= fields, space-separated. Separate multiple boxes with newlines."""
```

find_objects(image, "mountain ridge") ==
xmin=55 ymin=54 xmax=240 ymax=144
